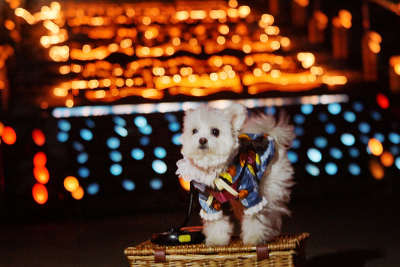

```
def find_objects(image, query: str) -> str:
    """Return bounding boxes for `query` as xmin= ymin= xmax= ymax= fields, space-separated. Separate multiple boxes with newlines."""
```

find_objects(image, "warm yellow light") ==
xmin=380 ymin=151 xmax=394 ymax=167
xmin=59 ymin=65 xmax=70 ymax=75
xmin=71 ymin=186 xmax=84 ymax=200
xmin=232 ymin=35 xmax=241 ymax=43
xmin=108 ymin=43 xmax=118 ymax=52
xmin=189 ymin=38 xmax=198 ymax=46
xmin=369 ymin=160 xmax=385 ymax=180
xmin=243 ymin=44 xmax=251 ymax=53
xmin=368 ymin=41 xmax=381 ymax=53
xmin=228 ymin=0 xmax=238 ymax=8
xmin=270 ymin=41 xmax=280 ymax=50
xmin=260 ymin=34 xmax=268 ymax=43
xmin=238 ymin=5 xmax=251 ymax=18
xmin=219 ymin=25 xmax=229 ymax=35
xmin=188 ymin=75 xmax=196 ymax=82
xmin=280 ymin=37 xmax=290 ymax=47
xmin=54 ymin=88 xmax=68 ymax=97
xmin=142 ymin=16 xmax=151 ymax=25
xmin=368 ymin=138 xmax=383 ymax=156
xmin=217 ymin=36 xmax=226 ymax=45
xmin=172 ymin=37 xmax=181 ymax=46
xmin=176 ymin=11 xmax=189 ymax=20
xmin=66 ymin=99 xmax=74 ymax=107
xmin=210 ymin=73 xmax=218 ymax=81
xmin=179 ymin=177 xmax=190 ymax=191
xmin=142 ymin=47 xmax=150 ymax=55
xmin=262 ymin=63 xmax=271 ymax=72
xmin=395 ymin=64 xmax=400 ymax=76
xmin=271 ymin=70 xmax=281 ymax=78
xmin=64 ymin=176 xmax=79 ymax=192
xmin=253 ymin=68 xmax=262 ymax=77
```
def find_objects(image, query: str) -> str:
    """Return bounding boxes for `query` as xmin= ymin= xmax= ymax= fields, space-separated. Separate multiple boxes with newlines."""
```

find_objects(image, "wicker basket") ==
xmin=125 ymin=233 xmax=309 ymax=266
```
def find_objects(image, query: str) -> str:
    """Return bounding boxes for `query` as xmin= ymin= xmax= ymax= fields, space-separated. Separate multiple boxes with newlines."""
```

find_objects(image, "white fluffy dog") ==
xmin=176 ymin=103 xmax=295 ymax=246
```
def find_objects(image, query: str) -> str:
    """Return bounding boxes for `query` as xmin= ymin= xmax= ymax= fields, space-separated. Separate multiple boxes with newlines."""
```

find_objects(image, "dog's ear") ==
xmin=223 ymin=103 xmax=247 ymax=133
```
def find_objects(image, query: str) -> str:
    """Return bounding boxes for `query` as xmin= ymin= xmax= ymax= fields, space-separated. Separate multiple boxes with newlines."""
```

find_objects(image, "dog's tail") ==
xmin=242 ymin=111 xmax=296 ymax=240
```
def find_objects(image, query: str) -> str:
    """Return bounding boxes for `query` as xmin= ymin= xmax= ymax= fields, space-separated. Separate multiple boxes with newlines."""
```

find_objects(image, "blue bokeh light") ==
xmin=330 ymin=147 xmax=343 ymax=159
xmin=139 ymin=125 xmax=152 ymax=135
xmin=294 ymin=126 xmax=304 ymax=136
xmin=134 ymin=116 xmax=147 ymax=128
xmin=57 ymin=132 xmax=69 ymax=142
xmin=353 ymin=101 xmax=364 ymax=112
xmin=113 ymin=116 xmax=126 ymax=127
xmin=358 ymin=122 xmax=370 ymax=134
xmin=314 ymin=136 xmax=328 ymax=148
xmin=395 ymin=157 xmax=400 ymax=170
xmin=87 ymin=183 xmax=100 ymax=195
xmin=327 ymin=103 xmax=341 ymax=115
xmin=292 ymin=139 xmax=301 ymax=149
xmin=109 ymin=150 xmax=122 ymax=162
xmin=77 ymin=152 xmax=89 ymax=164
xmin=110 ymin=164 xmax=123 ymax=176
xmin=78 ymin=166 xmax=90 ymax=178
xmin=343 ymin=111 xmax=356 ymax=123
xmin=348 ymin=163 xmax=361 ymax=175
xmin=152 ymin=160 xmax=167 ymax=174
xmin=85 ymin=119 xmax=95 ymax=128
xmin=150 ymin=178 xmax=163 ymax=190
xmin=131 ymin=148 xmax=144 ymax=160
xmin=114 ymin=125 xmax=128 ymax=137
xmin=287 ymin=151 xmax=298 ymax=163
xmin=154 ymin=147 xmax=167 ymax=159
xmin=318 ymin=113 xmax=328 ymax=123
xmin=390 ymin=146 xmax=400 ymax=156
xmin=389 ymin=132 xmax=400 ymax=144
xmin=122 ymin=179 xmax=136 ymax=191
xmin=172 ymin=134 xmax=181 ymax=145
xmin=107 ymin=137 xmax=120 ymax=149
xmin=72 ymin=141 xmax=84 ymax=152
xmin=301 ymin=104 xmax=313 ymax=115
xmin=374 ymin=133 xmax=385 ymax=143
xmin=307 ymin=148 xmax=322 ymax=163
xmin=370 ymin=110 xmax=382 ymax=121
xmin=57 ymin=120 xmax=71 ymax=131
xmin=341 ymin=133 xmax=355 ymax=146
xmin=325 ymin=163 xmax=338 ymax=175
xmin=305 ymin=164 xmax=320 ymax=176
xmin=80 ymin=129 xmax=93 ymax=141
xmin=359 ymin=135 xmax=370 ymax=145
xmin=325 ymin=123 xmax=336 ymax=134
xmin=293 ymin=114 xmax=305 ymax=124
xmin=168 ymin=122 xmax=181 ymax=132
xmin=348 ymin=147 xmax=360 ymax=158
xmin=164 ymin=113 xmax=177 ymax=122
xmin=265 ymin=106 xmax=276 ymax=115
xmin=139 ymin=136 xmax=150 ymax=146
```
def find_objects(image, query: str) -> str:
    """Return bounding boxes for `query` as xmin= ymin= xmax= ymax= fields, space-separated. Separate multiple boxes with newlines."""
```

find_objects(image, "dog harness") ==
xmin=193 ymin=134 xmax=275 ymax=221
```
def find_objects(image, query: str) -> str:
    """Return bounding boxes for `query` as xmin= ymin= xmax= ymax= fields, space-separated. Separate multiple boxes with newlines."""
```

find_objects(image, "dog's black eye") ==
xmin=192 ymin=129 xmax=198 ymax=134
xmin=211 ymin=128 xmax=219 ymax=137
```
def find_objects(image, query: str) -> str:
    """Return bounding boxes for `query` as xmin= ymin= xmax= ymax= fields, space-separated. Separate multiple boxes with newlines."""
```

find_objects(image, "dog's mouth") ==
xmin=198 ymin=144 xmax=209 ymax=150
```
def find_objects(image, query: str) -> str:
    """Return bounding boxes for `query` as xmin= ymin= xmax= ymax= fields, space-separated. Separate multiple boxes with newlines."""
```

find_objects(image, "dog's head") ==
xmin=180 ymin=103 xmax=247 ymax=170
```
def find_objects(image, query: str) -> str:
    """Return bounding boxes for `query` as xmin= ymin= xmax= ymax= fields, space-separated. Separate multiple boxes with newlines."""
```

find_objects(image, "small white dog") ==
xmin=176 ymin=103 xmax=295 ymax=246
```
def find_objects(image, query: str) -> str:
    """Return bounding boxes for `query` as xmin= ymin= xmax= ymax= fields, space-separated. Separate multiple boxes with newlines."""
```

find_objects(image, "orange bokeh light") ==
xmin=368 ymin=138 xmax=383 ymax=156
xmin=33 ymin=152 xmax=47 ymax=167
xmin=32 ymin=183 xmax=48 ymax=204
xmin=380 ymin=151 xmax=394 ymax=167
xmin=2 ymin=126 xmax=16 ymax=145
xmin=71 ymin=186 xmax=84 ymax=200
xmin=369 ymin=160 xmax=385 ymax=180
xmin=34 ymin=166 xmax=50 ymax=184
xmin=32 ymin=129 xmax=45 ymax=146
xmin=64 ymin=176 xmax=79 ymax=192
xmin=179 ymin=177 xmax=190 ymax=191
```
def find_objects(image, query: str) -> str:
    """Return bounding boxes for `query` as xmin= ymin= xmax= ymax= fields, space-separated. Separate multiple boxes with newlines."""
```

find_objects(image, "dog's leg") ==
xmin=241 ymin=211 xmax=279 ymax=245
xmin=203 ymin=215 xmax=233 ymax=246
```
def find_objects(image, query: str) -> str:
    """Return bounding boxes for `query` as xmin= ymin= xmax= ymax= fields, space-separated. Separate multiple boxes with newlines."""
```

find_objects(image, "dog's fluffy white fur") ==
xmin=176 ymin=103 xmax=295 ymax=246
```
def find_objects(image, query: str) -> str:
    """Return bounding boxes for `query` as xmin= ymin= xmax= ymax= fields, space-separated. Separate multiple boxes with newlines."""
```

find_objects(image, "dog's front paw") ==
xmin=203 ymin=216 xmax=233 ymax=247
xmin=242 ymin=234 xmax=263 ymax=245
xmin=205 ymin=235 xmax=231 ymax=247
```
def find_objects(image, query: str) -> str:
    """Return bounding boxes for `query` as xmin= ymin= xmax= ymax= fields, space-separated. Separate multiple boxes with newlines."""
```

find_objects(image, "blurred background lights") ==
xmin=114 ymin=125 xmax=128 ymax=137
xmin=348 ymin=163 xmax=361 ymax=175
xmin=139 ymin=125 xmax=152 ymax=135
xmin=376 ymin=93 xmax=389 ymax=109
xmin=264 ymin=107 xmax=276 ymax=115
xmin=71 ymin=186 xmax=84 ymax=200
xmin=150 ymin=178 xmax=163 ymax=190
xmin=77 ymin=152 xmax=89 ymax=164
xmin=57 ymin=131 xmax=69 ymax=142
xmin=359 ymin=134 xmax=370 ymax=145
xmin=154 ymin=147 xmax=166 ymax=159
xmin=122 ymin=179 xmax=135 ymax=191
xmin=78 ymin=166 xmax=90 ymax=178
xmin=85 ymin=119 xmax=95 ymax=128
xmin=168 ymin=121 xmax=181 ymax=132
xmin=32 ymin=129 xmax=45 ymax=146
xmin=33 ymin=152 xmax=47 ymax=167
xmin=349 ymin=147 xmax=360 ymax=158
xmin=152 ymin=160 xmax=167 ymax=174
xmin=87 ymin=182 xmax=100 ymax=195
xmin=301 ymin=104 xmax=313 ymax=114
xmin=327 ymin=103 xmax=341 ymax=115
xmin=389 ymin=132 xmax=400 ymax=144
xmin=370 ymin=110 xmax=382 ymax=121
xmin=330 ymin=147 xmax=343 ymax=159
xmin=390 ymin=146 xmax=399 ymax=156
xmin=80 ymin=128 xmax=93 ymax=141
xmin=179 ymin=177 xmax=190 ymax=191
xmin=34 ymin=166 xmax=49 ymax=184
xmin=131 ymin=148 xmax=144 ymax=160
xmin=32 ymin=183 xmax=48 ymax=204
xmin=318 ymin=113 xmax=328 ymax=122
xmin=57 ymin=119 xmax=71 ymax=131
xmin=352 ymin=101 xmax=364 ymax=112
xmin=343 ymin=111 xmax=356 ymax=122
xmin=374 ymin=133 xmax=385 ymax=143
xmin=110 ymin=164 xmax=123 ymax=176
xmin=368 ymin=138 xmax=383 ymax=156
xmin=305 ymin=164 xmax=320 ymax=176
xmin=64 ymin=176 xmax=79 ymax=192
xmin=395 ymin=157 xmax=400 ymax=170
xmin=72 ymin=141 xmax=84 ymax=152
xmin=292 ymin=139 xmax=301 ymax=149
xmin=134 ymin=116 xmax=147 ymax=128
xmin=139 ymin=136 xmax=150 ymax=146
xmin=341 ymin=133 xmax=355 ymax=146
xmin=293 ymin=114 xmax=305 ymax=124
xmin=294 ymin=126 xmax=304 ymax=136
xmin=172 ymin=134 xmax=181 ymax=145
xmin=307 ymin=148 xmax=322 ymax=163
xmin=369 ymin=160 xmax=384 ymax=180
xmin=325 ymin=123 xmax=336 ymax=134
xmin=287 ymin=151 xmax=298 ymax=163
xmin=380 ymin=151 xmax=394 ymax=167
xmin=2 ymin=126 xmax=16 ymax=145
xmin=106 ymin=137 xmax=120 ymax=149
xmin=109 ymin=150 xmax=122 ymax=162
xmin=314 ymin=136 xmax=328 ymax=148
xmin=113 ymin=116 xmax=126 ymax=127
xmin=325 ymin=163 xmax=338 ymax=175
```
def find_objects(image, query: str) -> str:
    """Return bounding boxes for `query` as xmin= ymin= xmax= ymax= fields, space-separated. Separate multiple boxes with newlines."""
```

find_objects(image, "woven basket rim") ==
xmin=125 ymin=232 xmax=309 ymax=257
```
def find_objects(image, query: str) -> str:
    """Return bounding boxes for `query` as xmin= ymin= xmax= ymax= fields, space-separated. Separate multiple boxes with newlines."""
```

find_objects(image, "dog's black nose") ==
xmin=199 ymin=138 xmax=208 ymax=145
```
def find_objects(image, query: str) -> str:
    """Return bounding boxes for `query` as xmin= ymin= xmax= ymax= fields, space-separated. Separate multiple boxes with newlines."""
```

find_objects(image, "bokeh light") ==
xmin=179 ymin=177 xmax=190 ymax=191
xmin=131 ymin=148 xmax=144 ymax=160
xmin=107 ymin=137 xmax=120 ymax=149
xmin=150 ymin=178 xmax=163 ymax=190
xmin=122 ymin=179 xmax=136 ymax=191
xmin=325 ymin=163 xmax=338 ymax=175
xmin=154 ymin=147 xmax=166 ymax=159
xmin=87 ymin=182 xmax=100 ymax=195
xmin=32 ymin=183 xmax=48 ymax=204
xmin=71 ymin=186 xmax=84 ymax=200
xmin=305 ymin=164 xmax=320 ymax=176
xmin=376 ymin=93 xmax=389 ymax=109
xmin=380 ymin=151 xmax=394 ymax=167
xmin=152 ymin=160 xmax=167 ymax=174
xmin=369 ymin=160 xmax=384 ymax=180
xmin=110 ymin=164 xmax=123 ymax=176
xmin=2 ymin=126 xmax=16 ymax=145
xmin=33 ymin=152 xmax=47 ymax=167
xmin=34 ymin=166 xmax=50 ymax=184
xmin=32 ymin=129 xmax=45 ymax=146
xmin=307 ymin=148 xmax=322 ymax=163
xmin=64 ymin=176 xmax=79 ymax=192
xmin=348 ymin=163 xmax=361 ymax=176
xmin=368 ymin=138 xmax=383 ymax=156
